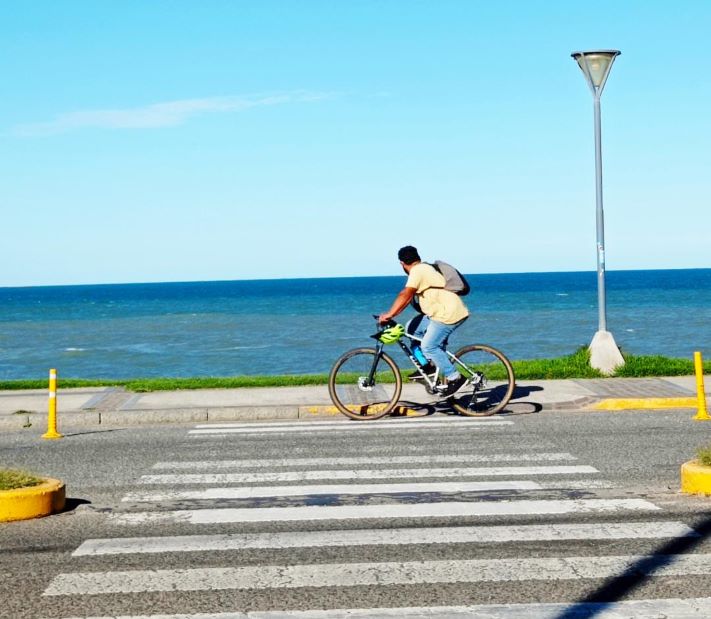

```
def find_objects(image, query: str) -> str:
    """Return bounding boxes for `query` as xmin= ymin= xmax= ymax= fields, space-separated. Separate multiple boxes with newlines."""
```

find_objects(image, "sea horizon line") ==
xmin=2 ymin=266 xmax=709 ymax=291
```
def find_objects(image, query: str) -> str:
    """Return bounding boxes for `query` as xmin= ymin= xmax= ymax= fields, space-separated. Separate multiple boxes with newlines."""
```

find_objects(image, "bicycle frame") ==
xmin=369 ymin=332 xmax=468 ymax=393
xmin=395 ymin=334 xmax=439 ymax=390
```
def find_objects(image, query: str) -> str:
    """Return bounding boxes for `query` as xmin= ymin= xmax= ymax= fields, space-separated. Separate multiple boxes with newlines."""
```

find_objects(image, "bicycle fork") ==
xmin=363 ymin=342 xmax=386 ymax=387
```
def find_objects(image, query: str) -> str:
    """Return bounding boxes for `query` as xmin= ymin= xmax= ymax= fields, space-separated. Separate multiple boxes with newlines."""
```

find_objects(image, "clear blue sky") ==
xmin=2 ymin=1 xmax=709 ymax=287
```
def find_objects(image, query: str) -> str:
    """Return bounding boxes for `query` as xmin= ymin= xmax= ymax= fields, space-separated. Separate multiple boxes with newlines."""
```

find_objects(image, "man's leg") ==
xmin=405 ymin=315 xmax=436 ymax=376
xmin=420 ymin=319 xmax=463 ymax=380
xmin=406 ymin=314 xmax=429 ymax=340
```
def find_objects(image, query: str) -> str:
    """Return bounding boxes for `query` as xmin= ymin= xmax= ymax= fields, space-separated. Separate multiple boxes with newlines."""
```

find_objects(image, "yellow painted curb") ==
xmin=301 ymin=405 xmax=423 ymax=417
xmin=301 ymin=405 xmax=342 ymax=416
xmin=681 ymin=460 xmax=711 ymax=496
xmin=0 ymin=478 xmax=65 ymax=522
xmin=590 ymin=397 xmax=697 ymax=411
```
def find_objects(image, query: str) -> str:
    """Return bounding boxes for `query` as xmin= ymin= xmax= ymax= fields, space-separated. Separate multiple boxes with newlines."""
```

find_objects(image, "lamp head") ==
xmin=571 ymin=50 xmax=621 ymax=96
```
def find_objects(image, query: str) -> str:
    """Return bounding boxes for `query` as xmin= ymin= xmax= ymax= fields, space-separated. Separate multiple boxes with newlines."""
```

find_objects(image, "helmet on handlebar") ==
xmin=379 ymin=323 xmax=405 ymax=344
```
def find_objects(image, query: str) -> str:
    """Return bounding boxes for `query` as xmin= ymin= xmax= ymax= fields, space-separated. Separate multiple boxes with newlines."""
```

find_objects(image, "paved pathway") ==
xmin=0 ymin=376 xmax=707 ymax=429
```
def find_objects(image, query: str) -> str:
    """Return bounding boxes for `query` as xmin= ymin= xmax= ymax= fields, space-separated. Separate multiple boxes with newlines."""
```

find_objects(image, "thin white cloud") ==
xmin=13 ymin=91 xmax=334 ymax=136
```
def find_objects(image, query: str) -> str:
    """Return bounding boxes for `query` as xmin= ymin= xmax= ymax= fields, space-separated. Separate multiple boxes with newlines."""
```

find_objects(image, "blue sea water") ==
xmin=0 ymin=269 xmax=709 ymax=379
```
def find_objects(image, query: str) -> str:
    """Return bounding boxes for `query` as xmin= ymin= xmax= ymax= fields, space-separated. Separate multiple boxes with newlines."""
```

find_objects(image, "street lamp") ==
xmin=571 ymin=49 xmax=625 ymax=374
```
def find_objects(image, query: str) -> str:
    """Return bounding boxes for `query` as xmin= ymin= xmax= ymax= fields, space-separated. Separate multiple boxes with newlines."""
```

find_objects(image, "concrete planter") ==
xmin=681 ymin=460 xmax=711 ymax=495
xmin=0 ymin=478 xmax=65 ymax=522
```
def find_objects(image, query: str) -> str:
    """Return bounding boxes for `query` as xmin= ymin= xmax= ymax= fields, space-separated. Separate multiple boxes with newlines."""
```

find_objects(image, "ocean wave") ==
xmin=64 ymin=347 xmax=86 ymax=352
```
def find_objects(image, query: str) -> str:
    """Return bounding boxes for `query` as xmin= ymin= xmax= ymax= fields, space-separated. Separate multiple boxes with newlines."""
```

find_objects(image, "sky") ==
xmin=1 ymin=1 xmax=710 ymax=287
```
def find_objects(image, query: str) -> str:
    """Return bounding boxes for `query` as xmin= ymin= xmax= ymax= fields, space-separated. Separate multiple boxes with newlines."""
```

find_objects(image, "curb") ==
xmin=590 ymin=397 xmax=697 ymax=411
xmin=681 ymin=460 xmax=711 ymax=496
xmin=540 ymin=396 xmax=599 ymax=411
xmin=3 ymin=396 xmax=700 ymax=429
xmin=0 ymin=477 xmax=66 ymax=522
xmin=300 ymin=405 xmax=426 ymax=417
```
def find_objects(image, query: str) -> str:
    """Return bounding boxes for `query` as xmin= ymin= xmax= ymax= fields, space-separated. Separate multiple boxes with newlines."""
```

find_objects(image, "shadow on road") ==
xmin=553 ymin=514 xmax=711 ymax=619
xmin=511 ymin=384 xmax=544 ymax=399
xmin=497 ymin=384 xmax=544 ymax=415
xmin=393 ymin=401 xmax=438 ymax=416
xmin=61 ymin=497 xmax=92 ymax=513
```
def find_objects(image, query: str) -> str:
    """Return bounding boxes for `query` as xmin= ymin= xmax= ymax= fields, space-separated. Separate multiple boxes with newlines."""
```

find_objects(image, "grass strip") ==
xmin=697 ymin=446 xmax=711 ymax=467
xmin=0 ymin=469 xmax=43 ymax=491
xmin=0 ymin=349 xmax=708 ymax=392
xmin=512 ymin=347 xmax=604 ymax=379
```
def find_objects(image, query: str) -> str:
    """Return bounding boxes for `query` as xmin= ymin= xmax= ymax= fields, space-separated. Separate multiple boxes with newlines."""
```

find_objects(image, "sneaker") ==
xmin=408 ymin=363 xmax=437 ymax=381
xmin=440 ymin=374 xmax=467 ymax=397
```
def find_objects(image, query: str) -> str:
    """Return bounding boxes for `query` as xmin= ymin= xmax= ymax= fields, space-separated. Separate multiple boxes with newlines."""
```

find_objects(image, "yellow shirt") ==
xmin=406 ymin=263 xmax=469 ymax=324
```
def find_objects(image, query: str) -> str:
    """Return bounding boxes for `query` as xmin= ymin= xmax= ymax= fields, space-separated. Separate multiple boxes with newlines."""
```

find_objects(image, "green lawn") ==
xmin=0 ymin=349 xmax=707 ymax=392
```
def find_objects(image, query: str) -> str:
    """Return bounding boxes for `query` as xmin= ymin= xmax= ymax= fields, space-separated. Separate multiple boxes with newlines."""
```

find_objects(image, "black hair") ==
xmin=397 ymin=245 xmax=420 ymax=265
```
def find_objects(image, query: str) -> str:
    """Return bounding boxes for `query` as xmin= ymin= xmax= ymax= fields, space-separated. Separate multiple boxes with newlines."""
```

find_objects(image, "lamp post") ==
xmin=571 ymin=49 xmax=625 ymax=374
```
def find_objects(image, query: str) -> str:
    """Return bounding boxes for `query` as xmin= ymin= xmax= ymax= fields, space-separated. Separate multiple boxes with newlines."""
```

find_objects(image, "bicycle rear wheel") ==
xmin=449 ymin=344 xmax=515 ymax=416
xmin=328 ymin=348 xmax=402 ymax=420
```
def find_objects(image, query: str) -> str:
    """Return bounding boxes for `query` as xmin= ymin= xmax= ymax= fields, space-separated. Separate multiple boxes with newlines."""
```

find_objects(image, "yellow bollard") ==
xmin=693 ymin=352 xmax=710 ymax=421
xmin=42 ymin=368 xmax=63 ymax=439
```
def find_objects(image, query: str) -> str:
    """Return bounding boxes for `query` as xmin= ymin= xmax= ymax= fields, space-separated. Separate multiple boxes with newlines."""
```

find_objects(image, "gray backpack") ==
xmin=411 ymin=260 xmax=470 ymax=313
xmin=431 ymin=260 xmax=470 ymax=296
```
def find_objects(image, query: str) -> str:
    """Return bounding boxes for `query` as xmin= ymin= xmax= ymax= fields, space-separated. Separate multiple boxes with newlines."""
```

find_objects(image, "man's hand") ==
xmin=379 ymin=288 xmax=416 ymax=325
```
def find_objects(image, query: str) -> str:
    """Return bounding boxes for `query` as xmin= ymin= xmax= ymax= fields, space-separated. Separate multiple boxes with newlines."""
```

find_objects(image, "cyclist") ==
xmin=378 ymin=245 xmax=469 ymax=396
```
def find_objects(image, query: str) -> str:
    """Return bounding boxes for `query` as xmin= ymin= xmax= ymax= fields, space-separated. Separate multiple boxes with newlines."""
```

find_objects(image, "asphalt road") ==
xmin=2 ymin=408 xmax=711 ymax=618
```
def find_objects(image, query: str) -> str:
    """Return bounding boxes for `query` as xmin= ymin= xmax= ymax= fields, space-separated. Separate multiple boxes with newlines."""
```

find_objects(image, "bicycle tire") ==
xmin=328 ymin=348 xmax=402 ymax=420
xmin=448 ymin=344 xmax=515 ymax=416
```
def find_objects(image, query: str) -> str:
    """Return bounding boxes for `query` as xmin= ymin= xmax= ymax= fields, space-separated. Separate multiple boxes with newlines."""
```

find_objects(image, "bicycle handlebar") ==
xmin=372 ymin=314 xmax=396 ymax=327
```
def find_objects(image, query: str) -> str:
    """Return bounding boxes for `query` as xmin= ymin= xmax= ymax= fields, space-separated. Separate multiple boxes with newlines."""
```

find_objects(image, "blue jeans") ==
xmin=406 ymin=314 xmax=467 ymax=380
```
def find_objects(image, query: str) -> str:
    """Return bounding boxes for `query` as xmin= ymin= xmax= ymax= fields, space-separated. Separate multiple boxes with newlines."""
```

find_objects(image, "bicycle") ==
xmin=328 ymin=315 xmax=515 ymax=420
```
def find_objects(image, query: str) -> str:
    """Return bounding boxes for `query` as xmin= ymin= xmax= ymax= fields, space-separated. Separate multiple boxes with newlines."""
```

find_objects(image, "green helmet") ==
xmin=379 ymin=323 xmax=405 ymax=344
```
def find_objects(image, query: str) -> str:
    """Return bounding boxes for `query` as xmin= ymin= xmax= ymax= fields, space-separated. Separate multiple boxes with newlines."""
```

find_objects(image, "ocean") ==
xmin=0 ymin=269 xmax=709 ymax=380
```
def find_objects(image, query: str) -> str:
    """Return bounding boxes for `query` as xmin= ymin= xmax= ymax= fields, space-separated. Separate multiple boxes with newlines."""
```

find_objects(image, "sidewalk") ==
xmin=1 ymin=376 xmax=707 ymax=429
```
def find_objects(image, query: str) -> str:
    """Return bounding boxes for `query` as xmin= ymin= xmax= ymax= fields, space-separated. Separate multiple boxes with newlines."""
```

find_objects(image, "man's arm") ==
xmin=378 ymin=287 xmax=416 ymax=323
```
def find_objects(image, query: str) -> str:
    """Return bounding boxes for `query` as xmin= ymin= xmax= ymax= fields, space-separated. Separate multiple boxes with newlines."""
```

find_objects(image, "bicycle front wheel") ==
xmin=328 ymin=348 xmax=402 ymax=420
xmin=449 ymin=344 xmax=515 ymax=416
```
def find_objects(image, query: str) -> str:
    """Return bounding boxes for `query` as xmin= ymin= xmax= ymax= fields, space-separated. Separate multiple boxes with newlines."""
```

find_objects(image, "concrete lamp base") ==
xmin=589 ymin=330 xmax=625 ymax=375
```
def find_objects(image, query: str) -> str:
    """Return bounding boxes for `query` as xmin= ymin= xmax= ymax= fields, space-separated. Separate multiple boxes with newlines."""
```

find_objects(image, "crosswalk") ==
xmin=44 ymin=417 xmax=711 ymax=617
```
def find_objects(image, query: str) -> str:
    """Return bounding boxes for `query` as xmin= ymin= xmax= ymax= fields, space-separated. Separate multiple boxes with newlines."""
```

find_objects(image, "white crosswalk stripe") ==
xmin=73 ymin=521 xmax=697 ymax=556
xmin=151 ymin=452 xmax=578 ymax=469
xmin=43 ymin=554 xmax=711 ymax=595
xmin=46 ymin=419 xmax=703 ymax=616
xmin=58 ymin=598 xmax=711 ymax=618
xmin=108 ymin=497 xmax=660 ymax=525
xmin=137 ymin=465 xmax=599 ymax=485
xmin=193 ymin=418 xmax=511 ymax=429
xmin=189 ymin=421 xmax=513 ymax=435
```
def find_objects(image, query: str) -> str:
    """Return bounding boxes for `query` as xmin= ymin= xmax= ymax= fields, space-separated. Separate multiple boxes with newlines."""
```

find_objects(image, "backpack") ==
xmin=410 ymin=260 xmax=471 ymax=313
xmin=431 ymin=260 xmax=470 ymax=296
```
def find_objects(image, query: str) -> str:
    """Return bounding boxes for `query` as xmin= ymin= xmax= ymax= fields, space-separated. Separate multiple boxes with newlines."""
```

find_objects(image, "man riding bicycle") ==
xmin=378 ymin=245 xmax=469 ymax=397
